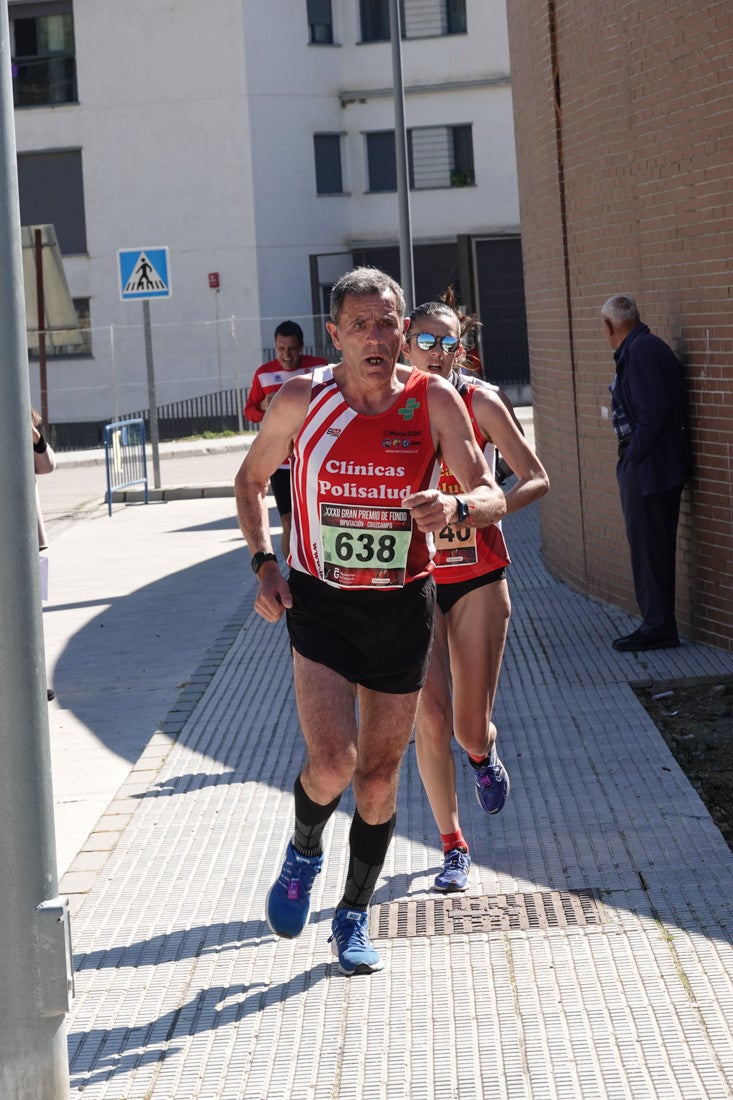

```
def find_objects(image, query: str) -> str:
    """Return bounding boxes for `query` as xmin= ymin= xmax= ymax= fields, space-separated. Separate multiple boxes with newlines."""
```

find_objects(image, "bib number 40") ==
xmin=438 ymin=525 xmax=471 ymax=543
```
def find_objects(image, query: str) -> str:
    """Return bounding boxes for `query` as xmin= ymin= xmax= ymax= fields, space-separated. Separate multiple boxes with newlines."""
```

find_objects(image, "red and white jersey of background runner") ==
xmin=244 ymin=355 xmax=328 ymax=424
xmin=433 ymin=379 xmax=510 ymax=584
xmin=244 ymin=355 xmax=328 ymax=470
xmin=289 ymin=366 xmax=440 ymax=589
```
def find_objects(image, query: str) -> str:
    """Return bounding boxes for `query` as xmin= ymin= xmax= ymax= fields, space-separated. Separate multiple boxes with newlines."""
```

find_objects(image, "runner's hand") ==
xmin=402 ymin=490 xmax=455 ymax=533
xmin=254 ymin=564 xmax=293 ymax=622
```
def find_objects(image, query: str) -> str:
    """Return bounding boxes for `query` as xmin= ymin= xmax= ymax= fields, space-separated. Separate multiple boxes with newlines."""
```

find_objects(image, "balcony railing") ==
xmin=12 ymin=55 xmax=77 ymax=107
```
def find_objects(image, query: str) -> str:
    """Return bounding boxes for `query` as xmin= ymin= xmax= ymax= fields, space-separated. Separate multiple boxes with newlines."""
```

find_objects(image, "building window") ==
xmin=17 ymin=149 xmax=87 ymax=254
xmin=314 ymin=134 xmax=343 ymax=194
xmin=366 ymin=126 xmax=474 ymax=192
xmin=366 ymin=131 xmax=397 ymax=192
xmin=29 ymin=297 xmax=92 ymax=359
xmin=446 ymin=0 xmax=467 ymax=34
xmin=64 ymin=296 xmax=92 ymax=357
xmin=10 ymin=1 xmax=77 ymax=108
xmin=450 ymin=124 xmax=475 ymax=187
xmin=360 ymin=0 xmax=391 ymax=42
xmin=410 ymin=127 xmax=454 ymax=190
xmin=402 ymin=0 xmax=465 ymax=37
xmin=307 ymin=0 xmax=333 ymax=43
xmin=362 ymin=1 xmax=465 ymax=40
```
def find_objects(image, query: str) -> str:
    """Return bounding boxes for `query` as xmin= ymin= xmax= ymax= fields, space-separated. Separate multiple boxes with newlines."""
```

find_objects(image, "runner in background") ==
xmin=404 ymin=296 xmax=549 ymax=893
xmin=244 ymin=321 xmax=328 ymax=556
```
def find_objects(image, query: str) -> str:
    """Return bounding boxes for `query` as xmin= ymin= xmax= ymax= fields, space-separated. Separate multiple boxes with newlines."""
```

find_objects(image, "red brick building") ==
xmin=505 ymin=1 xmax=733 ymax=648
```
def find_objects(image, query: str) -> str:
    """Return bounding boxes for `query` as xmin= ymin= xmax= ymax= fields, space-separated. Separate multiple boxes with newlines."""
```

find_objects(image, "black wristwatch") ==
xmin=454 ymin=496 xmax=470 ymax=524
xmin=251 ymin=551 xmax=277 ymax=575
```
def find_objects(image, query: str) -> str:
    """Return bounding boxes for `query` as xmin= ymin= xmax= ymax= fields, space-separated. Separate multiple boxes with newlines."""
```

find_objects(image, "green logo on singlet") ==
xmin=398 ymin=398 xmax=420 ymax=421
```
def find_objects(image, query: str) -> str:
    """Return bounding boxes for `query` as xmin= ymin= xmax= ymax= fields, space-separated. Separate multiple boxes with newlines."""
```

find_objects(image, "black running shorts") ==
xmin=435 ymin=566 xmax=506 ymax=615
xmin=286 ymin=569 xmax=436 ymax=694
xmin=269 ymin=467 xmax=292 ymax=517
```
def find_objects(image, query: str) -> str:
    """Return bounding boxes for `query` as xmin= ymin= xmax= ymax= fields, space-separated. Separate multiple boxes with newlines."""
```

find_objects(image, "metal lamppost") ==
xmin=0 ymin=7 xmax=73 ymax=1096
xmin=389 ymin=0 xmax=415 ymax=312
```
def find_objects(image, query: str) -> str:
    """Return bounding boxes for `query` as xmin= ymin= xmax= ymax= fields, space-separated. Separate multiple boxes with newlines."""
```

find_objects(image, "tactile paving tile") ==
xmin=64 ymin=501 xmax=733 ymax=1100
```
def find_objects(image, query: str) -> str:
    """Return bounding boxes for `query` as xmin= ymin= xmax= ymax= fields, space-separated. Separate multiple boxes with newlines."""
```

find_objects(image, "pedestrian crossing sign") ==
xmin=118 ymin=247 xmax=171 ymax=301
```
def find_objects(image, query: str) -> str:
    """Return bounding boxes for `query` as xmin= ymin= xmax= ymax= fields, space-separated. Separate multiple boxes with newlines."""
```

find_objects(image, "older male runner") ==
xmin=235 ymin=267 xmax=506 ymax=975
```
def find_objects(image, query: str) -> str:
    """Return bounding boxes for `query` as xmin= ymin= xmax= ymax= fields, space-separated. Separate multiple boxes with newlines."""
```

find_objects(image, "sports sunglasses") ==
xmin=410 ymin=332 xmax=460 ymax=354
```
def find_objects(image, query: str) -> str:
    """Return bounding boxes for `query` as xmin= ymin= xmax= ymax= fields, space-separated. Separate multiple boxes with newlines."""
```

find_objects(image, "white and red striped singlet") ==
xmin=289 ymin=366 xmax=439 ymax=589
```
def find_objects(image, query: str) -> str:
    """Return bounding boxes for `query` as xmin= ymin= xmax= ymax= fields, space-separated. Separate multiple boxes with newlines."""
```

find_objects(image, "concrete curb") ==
xmin=111 ymin=484 xmax=235 ymax=502
xmin=54 ymin=434 xmax=255 ymax=469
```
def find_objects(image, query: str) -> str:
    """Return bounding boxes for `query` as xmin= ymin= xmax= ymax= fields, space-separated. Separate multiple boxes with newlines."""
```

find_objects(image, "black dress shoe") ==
xmin=612 ymin=629 xmax=680 ymax=652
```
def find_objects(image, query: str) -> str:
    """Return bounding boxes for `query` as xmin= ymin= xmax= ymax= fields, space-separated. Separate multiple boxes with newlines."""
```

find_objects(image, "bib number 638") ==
xmin=335 ymin=531 xmax=397 ymax=564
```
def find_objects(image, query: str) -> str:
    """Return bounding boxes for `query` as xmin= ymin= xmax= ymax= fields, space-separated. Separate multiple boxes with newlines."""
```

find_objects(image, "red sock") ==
xmin=440 ymin=830 xmax=468 ymax=854
xmin=468 ymin=752 xmax=488 ymax=766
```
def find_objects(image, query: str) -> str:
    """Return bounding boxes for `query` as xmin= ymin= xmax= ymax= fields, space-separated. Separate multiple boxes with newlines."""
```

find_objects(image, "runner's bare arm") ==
xmin=234 ymin=377 xmax=311 ymax=621
xmin=403 ymin=376 xmax=506 ymax=533
xmin=472 ymin=387 xmax=549 ymax=515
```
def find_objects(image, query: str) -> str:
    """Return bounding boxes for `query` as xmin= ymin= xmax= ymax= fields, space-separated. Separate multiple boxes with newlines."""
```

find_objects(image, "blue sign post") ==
xmin=117 ymin=247 xmax=172 ymax=488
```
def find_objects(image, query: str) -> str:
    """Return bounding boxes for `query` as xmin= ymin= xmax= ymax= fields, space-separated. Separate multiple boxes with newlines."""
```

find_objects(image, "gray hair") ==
xmin=330 ymin=266 xmax=405 ymax=324
xmin=601 ymin=294 xmax=640 ymax=327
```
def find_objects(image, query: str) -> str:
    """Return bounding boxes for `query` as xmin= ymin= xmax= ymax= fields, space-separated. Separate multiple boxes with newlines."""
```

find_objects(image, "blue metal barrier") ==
xmin=104 ymin=419 xmax=149 ymax=516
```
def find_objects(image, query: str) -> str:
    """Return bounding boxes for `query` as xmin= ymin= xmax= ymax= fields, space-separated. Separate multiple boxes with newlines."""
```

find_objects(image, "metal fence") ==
xmin=50 ymin=388 xmax=253 ymax=452
xmin=32 ymin=310 xmax=333 ymax=451
xmin=35 ymin=307 xmax=530 ymax=452
xmin=104 ymin=418 xmax=149 ymax=516
xmin=127 ymin=388 xmax=248 ymax=445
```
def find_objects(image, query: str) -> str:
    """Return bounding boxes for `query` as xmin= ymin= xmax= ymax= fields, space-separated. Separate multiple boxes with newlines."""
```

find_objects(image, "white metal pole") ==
xmin=110 ymin=322 xmax=119 ymax=421
xmin=142 ymin=299 xmax=161 ymax=487
xmin=231 ymin=315 xmax=244 ymax=433
xmin=0 ymin=8 xmax=73 ymax=1094
xmin=213 ymin=288 xmax=222 ymax=391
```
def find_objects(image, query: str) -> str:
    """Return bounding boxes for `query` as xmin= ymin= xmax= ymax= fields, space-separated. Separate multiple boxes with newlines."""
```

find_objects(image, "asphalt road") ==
xmin=41 ymin=436 xmax=250 ymax=540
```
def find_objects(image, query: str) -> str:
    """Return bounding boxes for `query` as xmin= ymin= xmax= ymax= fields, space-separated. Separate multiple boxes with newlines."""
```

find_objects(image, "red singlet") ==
xmin=289 ymin=367 xmax=439 ymax=589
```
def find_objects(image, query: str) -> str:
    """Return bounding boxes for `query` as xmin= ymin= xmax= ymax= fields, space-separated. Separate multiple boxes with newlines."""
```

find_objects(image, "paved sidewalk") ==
xmin=43 ymin=435 xmax=733 ymax=1098
xmin=42 ymin=436 xmax=251 ymax=876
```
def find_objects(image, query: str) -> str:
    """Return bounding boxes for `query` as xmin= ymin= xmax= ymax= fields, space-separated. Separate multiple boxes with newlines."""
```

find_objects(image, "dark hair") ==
xmin=330 ymin=266 xmax=405 ymax=324
xmin=409 ymin=300 xmax=457 ymax=325
xmin=409 ymin=286 xmax=482 ymax=349
xmin=274 ymin=320 xmax=304 ymax=344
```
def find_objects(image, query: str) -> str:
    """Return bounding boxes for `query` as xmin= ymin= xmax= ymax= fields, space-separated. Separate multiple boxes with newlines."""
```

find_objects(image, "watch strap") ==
xmin=251 ymin=551 xmax=277 ymax=575
xmin=455 ymin=496 xmax=470 ymax=523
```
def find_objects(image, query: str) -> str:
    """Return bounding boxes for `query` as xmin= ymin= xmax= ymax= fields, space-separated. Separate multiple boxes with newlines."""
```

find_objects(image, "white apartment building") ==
xmin=9 ymin=0 xmax=528 ymax=435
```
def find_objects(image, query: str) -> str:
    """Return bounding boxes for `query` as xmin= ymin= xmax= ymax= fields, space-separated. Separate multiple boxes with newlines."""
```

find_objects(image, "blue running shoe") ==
xmin=473 ymin=746 xmax=510 ymax=814
xmin=329 ymin=909 xmax=384 ymax=975
xmin=266 ymin=841 xmax=323 ymax=939
xmin=434 ymin=847 xmax=471 ymax=893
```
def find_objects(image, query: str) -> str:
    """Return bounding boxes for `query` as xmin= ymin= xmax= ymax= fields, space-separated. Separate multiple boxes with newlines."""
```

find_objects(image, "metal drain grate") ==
xmin=370 ymin=889 xmax=604 ymax=939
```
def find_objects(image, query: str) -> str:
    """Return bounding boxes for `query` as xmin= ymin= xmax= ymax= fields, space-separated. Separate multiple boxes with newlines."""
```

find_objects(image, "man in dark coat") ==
xmin=601 ymin=294 xmax=691 ymax=651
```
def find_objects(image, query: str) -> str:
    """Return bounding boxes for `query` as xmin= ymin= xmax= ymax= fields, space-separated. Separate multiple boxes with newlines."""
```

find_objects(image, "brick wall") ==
xmin=506 ymin=0 xmax=733 ymax=648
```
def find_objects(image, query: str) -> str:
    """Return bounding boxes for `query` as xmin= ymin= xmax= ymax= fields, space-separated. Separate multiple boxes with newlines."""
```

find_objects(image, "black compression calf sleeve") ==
xmin=337 ymin=809 xmax=397 ymax=911
xmin=292 ymin=774 xmax=341 ymax=856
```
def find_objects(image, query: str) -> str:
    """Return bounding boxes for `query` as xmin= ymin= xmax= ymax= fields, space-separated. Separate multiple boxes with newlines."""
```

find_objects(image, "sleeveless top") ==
xmin=245 ymin=355 xmax=329 ymax=469
xmin=432 ymin=372 xmax=510 ymax=585
xmin=289 ymin=366 xmax=439 ymax=589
